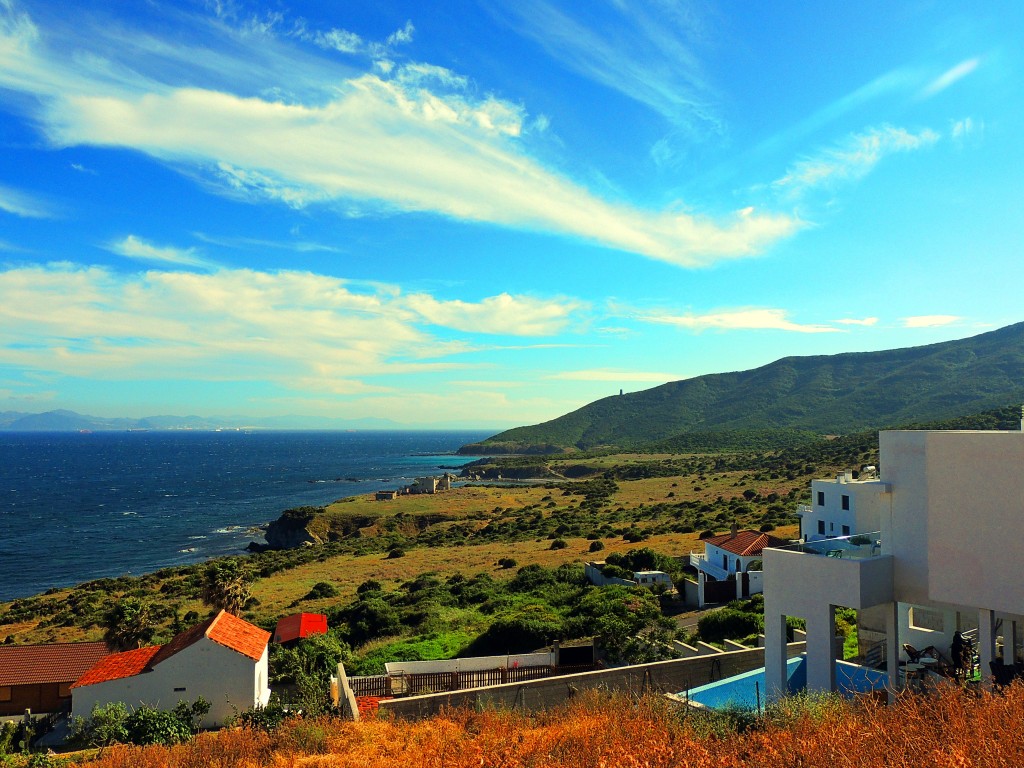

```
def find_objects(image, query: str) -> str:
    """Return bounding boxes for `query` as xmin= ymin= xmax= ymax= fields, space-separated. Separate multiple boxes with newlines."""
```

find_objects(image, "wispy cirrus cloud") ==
xmin=0 ymin=1 xmax=796 ymax=267
xmin=920 ymin=58 xmax=979 ymax=99
xmin=772 ymin=124 xmax=940 ymax=196
xmin=635 ymin=307 xmax=840 ymax=334
xmin=0 ymin=264 xmax=585 ymax=394
xmin=484 ymin=0 xmax=721 ymax=161
xmin=902 ymin=314 xmax=961 ymax=328
xmin=105 ymin=235 xmax=214 ymax=269
xmin=0 ymin=182 xmax=55 ymax=218
xmin=836 ymin=317 xmax=879 ymax=326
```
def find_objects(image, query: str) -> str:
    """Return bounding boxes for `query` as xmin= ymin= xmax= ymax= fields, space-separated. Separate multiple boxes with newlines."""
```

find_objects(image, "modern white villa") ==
xmin=763 ymin=428 xmax=1024 ymax=697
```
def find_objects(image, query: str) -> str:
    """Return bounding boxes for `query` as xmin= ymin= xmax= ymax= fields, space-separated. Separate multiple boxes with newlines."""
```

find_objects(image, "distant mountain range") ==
xmin=461 ymin=321 xmax=1024 ymax=454
xmin=0 ymin=410 xmax=490 ymax=432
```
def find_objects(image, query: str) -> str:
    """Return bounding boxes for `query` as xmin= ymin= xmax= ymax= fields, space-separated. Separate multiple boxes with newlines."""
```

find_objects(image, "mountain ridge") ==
xmin=461 ymin=322 xmax=1024 ymax=453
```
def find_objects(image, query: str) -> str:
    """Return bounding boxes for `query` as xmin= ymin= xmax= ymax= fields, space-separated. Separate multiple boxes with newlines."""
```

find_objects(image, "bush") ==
xmin=696 ymin=608 xmax=763 ymax=644
xmin=589 ymin=540 xmax=605 ymax=553
xmin=550 ymin=539 xmax=568 ymax=550
xmin=304 ymin=581 xmax=338 ymax=600
xmin=386 ymin=547 xmax=406 ymax=559
xmin=71 ymin=698 xmax=209 ymax=748
xmin=497 ymin=557 xmax=518 ymax=569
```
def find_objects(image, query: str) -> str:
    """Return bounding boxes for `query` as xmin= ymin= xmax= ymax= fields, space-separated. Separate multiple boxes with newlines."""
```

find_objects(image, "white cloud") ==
xmin=921 ymin=58 xmax=979 ymax=98
xmin=105 ymin=235 xmax=213 ymax=268
xmin=483 ymin=0 xmax=722 ymax=150
xmin=902 ymin=315 xmax=961 ymax=328
xmin=548 ymin=369 xmax=679 ymax=383
xmin=636 ymin=308 xmax=841 ymax=334
xmin=404 ymin=292 xmax=585 ymax=336
xmin=0 ymin=2 xmax=797 ymax=268
xmin=0 ymin=182 xmax=54 ymax=218
xmin=836 ymin=317 xmax=879 ymax=326
xmin=0 ymin=264 xmax=583 ymax=392
xmin=386 ymin=21 xmax=414 ymax=47
xmin=773 ymin=125 xmax=940 ymax=196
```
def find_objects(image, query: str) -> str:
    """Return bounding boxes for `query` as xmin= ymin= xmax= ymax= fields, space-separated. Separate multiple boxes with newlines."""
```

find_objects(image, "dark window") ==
xmin=817 ymin=491 xmax=825 ymax=506
xmin=842 ymin=494 xmax=850 ymax=510
xmin=817 ymin=520 xmax=825 ymax=535
xmin=173 ymin=687 xmax=187 ymax=692
xmin=842 ymin=525 xmax=851 ymax=536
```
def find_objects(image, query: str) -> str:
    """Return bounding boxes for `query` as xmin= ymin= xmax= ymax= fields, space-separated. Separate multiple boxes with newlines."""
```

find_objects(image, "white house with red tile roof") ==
xmin=690 ymin=526 xmax=788 ymax=606
xmin=71 ymin=610 xmax=271 ymax=728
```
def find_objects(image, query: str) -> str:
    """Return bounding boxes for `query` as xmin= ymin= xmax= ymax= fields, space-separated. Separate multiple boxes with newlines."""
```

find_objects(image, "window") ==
xmin=173 ymin=687 xmax=187 ymax=692
xmin=841 ymin=494 xmax=850 ymax=510
xmin=816 ymin=491 xmax=825 ymax=506
xmin=0 ymin=686 xmax=10 ymax=702
xmin=842 ymin=525 xmax=850 ymax=536
xmin=817 ymin=520 xmax=825 ymax=535
xmin=722 ymin=554 xmax=728 ymax=569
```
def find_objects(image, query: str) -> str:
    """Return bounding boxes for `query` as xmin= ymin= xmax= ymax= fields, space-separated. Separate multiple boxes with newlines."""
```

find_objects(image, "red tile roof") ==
xmin=206 ymin=611 xmax=271 ymax=661
xmin=273 ymin=613 xmax=328 ymax=644
xmin=705 ymin=530 xmax=788 ymax=557
xmin=72 ymin=611 xmax=270 ymax=689
xmin=71 ymin=646 xmax=161 ymax=688
xmin=0 ymin=642 xmax=110 ymax=687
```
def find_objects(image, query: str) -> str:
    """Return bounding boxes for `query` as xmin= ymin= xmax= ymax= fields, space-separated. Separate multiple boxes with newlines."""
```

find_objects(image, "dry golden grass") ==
xmin=66 ymin=683 xmax=1024 ymax=768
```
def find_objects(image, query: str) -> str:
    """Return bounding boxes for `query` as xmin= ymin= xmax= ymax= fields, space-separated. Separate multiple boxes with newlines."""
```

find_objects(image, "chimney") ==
xmin=731 ymin=521 xmax=739 ymax=536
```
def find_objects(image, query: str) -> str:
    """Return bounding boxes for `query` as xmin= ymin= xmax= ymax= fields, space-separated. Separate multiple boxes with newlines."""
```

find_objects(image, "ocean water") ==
xmin=0 ymin=430 xmax=490 ymax=601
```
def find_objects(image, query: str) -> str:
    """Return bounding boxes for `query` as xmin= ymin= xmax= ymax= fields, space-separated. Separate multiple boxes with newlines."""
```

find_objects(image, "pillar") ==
xmin=884 ymin=601 xmax=900 ymax=701
xmin=979 ymin=608 xmax=997 ymax=690
xmin=763 ymin=595 xmax=789 ymax=700
xmin=806 ymin=603 xmax=836 ymax=693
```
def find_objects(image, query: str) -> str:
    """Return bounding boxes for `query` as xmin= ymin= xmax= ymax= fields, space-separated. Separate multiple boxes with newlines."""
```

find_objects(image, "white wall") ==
xmin=73 ymin=638 xmax=269 ymax=728
xmin=804 ymin=477 xmax=890 ymax=541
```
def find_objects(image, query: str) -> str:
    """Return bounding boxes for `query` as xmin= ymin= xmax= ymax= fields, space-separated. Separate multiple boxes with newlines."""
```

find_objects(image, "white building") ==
xmin=72 ymin=610 xmax=271 ymax=728
xmin=797 ymin=468 xmax=889 ymax=542
xmin=690 ymin=527 xmax=787 ymax=606
xmin=763 ymin=429 xmax=1024 ymax=698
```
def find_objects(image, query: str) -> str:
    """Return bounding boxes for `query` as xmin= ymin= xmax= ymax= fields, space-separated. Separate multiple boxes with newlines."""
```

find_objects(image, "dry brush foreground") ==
xmin=67 ymin=682 xmax=1024 ymax=768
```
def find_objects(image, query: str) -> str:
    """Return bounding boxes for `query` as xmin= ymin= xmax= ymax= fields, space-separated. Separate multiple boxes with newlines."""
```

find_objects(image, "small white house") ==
xmin=71 ymin=610 xmax=271 ymax=728
xmin=797 ymin=469 xmax=890 ymax=542
xmin=690 ymin=527 xmax=787 ymax=606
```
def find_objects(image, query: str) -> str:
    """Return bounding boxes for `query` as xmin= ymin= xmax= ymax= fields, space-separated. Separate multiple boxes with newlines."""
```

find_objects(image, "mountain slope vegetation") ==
xmin=462 ymin=322 xmax=1024 ymax=453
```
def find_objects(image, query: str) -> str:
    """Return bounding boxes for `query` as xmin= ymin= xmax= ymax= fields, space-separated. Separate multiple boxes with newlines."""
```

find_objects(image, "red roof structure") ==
xmin=705 ymin=530 xmax=788 ymax=557
xmin=72 ymin=611 xmax=270 ymax=689
xmin=0 ymin=642 xmax=109 ymax=687
xmin=71 ymin=646 xmax=161 ymax=688
xmin=273 ymin=613 xmax=328 ymax=644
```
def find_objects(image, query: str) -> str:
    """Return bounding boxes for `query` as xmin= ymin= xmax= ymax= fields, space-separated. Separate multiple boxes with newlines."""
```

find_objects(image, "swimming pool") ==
xmin=677 ymin=655 xmax=887 ymax=710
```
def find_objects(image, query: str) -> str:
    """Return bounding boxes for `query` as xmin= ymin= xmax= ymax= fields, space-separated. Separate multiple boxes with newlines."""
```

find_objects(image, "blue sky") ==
xmin=0 ymin=0 xmax=1021 ymax=428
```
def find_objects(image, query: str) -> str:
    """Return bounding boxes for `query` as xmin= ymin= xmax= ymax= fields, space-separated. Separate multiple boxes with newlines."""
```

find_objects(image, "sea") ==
xmin=0 ymin=430 xmax=491 ymax=601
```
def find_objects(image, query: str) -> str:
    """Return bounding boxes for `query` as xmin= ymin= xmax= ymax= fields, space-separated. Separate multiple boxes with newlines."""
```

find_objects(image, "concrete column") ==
xmin=979 ymin=608 xmax=997 ymax=690
xmin=763 ymin=598 xmax=789 ymax=700
xmin=1004 ymin=619 xmax=1017 ymax=666
xmin=697 ymin=571 xmax=706 ymax=609
xmin=884 ymin=602 xmax=900 ymax=700
xmin=806 ymin=603 xmax=837 ymax=693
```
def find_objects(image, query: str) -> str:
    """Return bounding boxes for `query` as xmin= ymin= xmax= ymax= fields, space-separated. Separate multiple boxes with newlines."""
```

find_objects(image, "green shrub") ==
xmin=696 ymin=608 xmax=763 ymax=644
xmin=588 ymin=540 xmax=605 ymax=553
xmin=304 ymin=581 xmax=338 ymax=600
xmin=497 ymin=557 xmax=518 ymax=569
xmin=550 ymin=539 xmax=568 ymax=550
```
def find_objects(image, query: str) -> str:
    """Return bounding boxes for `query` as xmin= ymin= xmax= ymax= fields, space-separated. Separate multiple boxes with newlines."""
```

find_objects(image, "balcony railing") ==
xmin=771 ymin=531 xmax=882 ymax=560
xmin=690 ymin=551 xmax=730 ymax=580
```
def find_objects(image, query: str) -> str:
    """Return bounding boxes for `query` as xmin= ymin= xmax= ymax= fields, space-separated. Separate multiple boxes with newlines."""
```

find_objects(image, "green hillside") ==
xmin=462 ymin=322 xmax=1024 ymax=453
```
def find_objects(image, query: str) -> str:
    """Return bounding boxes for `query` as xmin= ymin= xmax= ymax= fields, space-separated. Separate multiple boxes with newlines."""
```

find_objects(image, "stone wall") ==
xmin=377 ymin=643 xmax=806 ymax=720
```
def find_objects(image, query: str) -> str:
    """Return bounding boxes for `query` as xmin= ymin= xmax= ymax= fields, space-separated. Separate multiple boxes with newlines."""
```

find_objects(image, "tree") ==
xmin=200 ymin=559 xmax=252 ymax=615
xmin=102 ymin=597 xmax=155 ymax=651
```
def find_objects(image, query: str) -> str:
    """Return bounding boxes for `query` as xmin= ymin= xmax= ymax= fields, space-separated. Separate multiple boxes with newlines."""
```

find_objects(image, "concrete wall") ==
xmin=386 ymin=652 xmax=555 ymax=675
xmin=73 ymin=639 xmax=269 ymax=728
xmin=377 ymin=644 xmax=805 ymax=720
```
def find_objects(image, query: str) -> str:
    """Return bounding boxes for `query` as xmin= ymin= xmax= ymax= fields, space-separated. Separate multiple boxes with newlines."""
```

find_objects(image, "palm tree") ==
xmin=102 ymin=597 xmax=155 ymax=651
xmin=199 ymin=559 xmax=252 ymax=615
